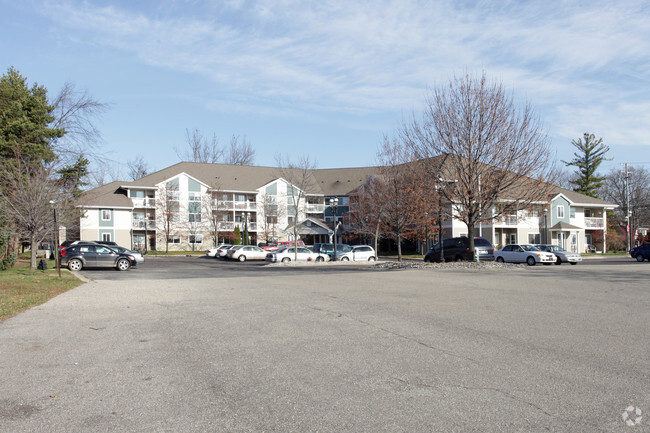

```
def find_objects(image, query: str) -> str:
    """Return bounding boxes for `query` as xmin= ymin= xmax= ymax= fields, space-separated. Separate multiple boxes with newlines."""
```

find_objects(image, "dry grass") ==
xmin=0 ymin=260 xmax=82 ymax=322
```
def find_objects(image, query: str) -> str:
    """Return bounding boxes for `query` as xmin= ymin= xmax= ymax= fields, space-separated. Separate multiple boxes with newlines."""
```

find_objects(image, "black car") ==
xmin=60 ymin=243 xmax=137 ymax=271
xmin=630 ymin=243 xmax=650 ymax=262
xmin=424 ymin=236 xmax=494 ymax=262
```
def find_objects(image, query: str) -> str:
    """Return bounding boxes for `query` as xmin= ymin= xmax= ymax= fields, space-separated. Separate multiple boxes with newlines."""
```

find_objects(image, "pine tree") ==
xmin=563 ymin=133 xmax=610 ymax=198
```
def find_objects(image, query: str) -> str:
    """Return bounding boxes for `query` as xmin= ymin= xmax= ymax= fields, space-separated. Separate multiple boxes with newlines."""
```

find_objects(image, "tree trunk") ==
xmin=374 ymin=224 xmax=380 ymax=258
xmin=397 ymin=233 xmax=402 ymax=262
xmin=30 ymin=232 xmax=37 ymax=271
xmin=466 ymin=221 xmax=476 ymax=261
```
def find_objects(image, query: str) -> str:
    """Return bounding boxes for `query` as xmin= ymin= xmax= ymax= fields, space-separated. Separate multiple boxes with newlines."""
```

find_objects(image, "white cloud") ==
xmin=38 ymin=0 xmax=650 ymax=149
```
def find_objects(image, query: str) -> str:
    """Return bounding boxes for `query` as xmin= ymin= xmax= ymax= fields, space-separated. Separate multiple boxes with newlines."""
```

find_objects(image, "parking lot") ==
xmin=1 ymin=256 xmax=648 ymax=432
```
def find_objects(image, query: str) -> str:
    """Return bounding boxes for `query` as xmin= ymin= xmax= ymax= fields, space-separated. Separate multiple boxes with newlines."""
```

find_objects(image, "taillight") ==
xmin=466 ymin=248 xmax=470 ymax=253
xmin=60 ymin=249 xmax=66 ymax=257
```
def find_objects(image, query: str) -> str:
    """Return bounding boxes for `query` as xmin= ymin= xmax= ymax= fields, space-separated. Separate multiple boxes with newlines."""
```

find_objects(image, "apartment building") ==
xmin=77 ymin=161 xmax=616 ymax=253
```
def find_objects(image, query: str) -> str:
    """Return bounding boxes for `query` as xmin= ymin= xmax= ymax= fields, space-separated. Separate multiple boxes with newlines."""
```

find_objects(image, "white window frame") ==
xmin=101 ymin=209 xmax=111 ymax=221
xmin=167 ymin=235 xmax=181 ymax=244
xmin=102 ymin=233 xmax=111 ymax=242
xmin=557 ymin=205 xmax=565 ymax=219
xmin=189 ymin=234 xmax=203 ymax=244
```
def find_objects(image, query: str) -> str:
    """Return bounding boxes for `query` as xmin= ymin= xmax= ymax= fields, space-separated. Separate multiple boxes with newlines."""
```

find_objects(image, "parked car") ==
xmin=630 ymin=243 xmax=650 ymax=262
xmin=227 ymin=245 xmax=267 ymax=262
xmin=60 ymin=243 xmax=137 ymax=271
xmin=263 ymin=241 xmax=306 ymax=252
xmin=313 ymin=243 xmax=350 ymax=260
xmin=336 ymin=245 xmax=377 ymax=262
xmin=266 ymin=247 xmax=327 ymax=263
xmin=494 ymin=244 xmax=555 ymax=266
xmin=112 ymin=246 xmax=145 ymax=264
xmin=424 ymin=237 xmax=494 ymax=262
xmin=534 ymin=244 xmax=582 ymax=265
xmin=206 ymin=243 xmax=232 ymax=258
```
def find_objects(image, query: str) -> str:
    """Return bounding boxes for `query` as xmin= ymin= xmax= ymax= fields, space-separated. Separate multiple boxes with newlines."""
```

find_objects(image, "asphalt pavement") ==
xmin=1 ymin=256 xmax=648 ymax=432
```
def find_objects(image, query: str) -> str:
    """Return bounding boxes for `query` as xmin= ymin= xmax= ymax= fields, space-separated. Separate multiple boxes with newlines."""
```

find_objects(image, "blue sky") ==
xmin=2 ymin=0 xmax=650 ymax=179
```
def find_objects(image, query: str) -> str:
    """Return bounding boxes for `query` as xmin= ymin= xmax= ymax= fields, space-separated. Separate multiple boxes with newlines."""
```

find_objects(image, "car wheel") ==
xmin=496 ymin=257 xmax=504 ymax=263
xmin=454 ymin=256 xmax=462 ymax=262
xmin=570 ymin=262 xmax=578 ymax=265
xmin=116 ymin=258 xmax=131 ymax=271
xmin=423 ymin=255 xmax=430 ymax=263
xmin=368 ymin=256 xmax=376 ymax=261
xmin=238 ymin=255 xmax=247 ymax=262
xmin=68 ymin=258 xmax=83 ymax=271
xmin=281 ymin=257 xmax=290 ymax=263
xmin=555 ymin=256 xmax=562 ymax=265
xmin=636 ymin=254 xmax=645 ymax=262
xmin=526 ymin=256 xmax=536 ymax=266
xmin=316 ymin=256 xmax=324 ymax=262
xmin=341 ymin=257 xmax=349 ymax=261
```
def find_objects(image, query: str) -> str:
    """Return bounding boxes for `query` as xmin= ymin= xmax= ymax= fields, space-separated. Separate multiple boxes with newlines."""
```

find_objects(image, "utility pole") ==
xmin=624 ymin=163 xmax=631 ymax=252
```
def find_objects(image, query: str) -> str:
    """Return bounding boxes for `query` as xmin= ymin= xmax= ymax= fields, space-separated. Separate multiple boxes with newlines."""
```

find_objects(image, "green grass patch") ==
xmin=0 ymin=260 xmax=82 ymax=322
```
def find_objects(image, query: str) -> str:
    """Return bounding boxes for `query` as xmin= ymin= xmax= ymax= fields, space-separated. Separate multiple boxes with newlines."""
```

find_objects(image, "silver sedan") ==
xmin=535 ymin=244 xmax=582 ymax=265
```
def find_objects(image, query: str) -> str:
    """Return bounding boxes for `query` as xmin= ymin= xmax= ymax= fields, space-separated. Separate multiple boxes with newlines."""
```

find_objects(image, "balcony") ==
xmin=132 ymin=198 xmax=155 ymax=208
xmin=211 ymin=200 xmax=257 ymax=211
xmin=496 ymin=215 xmax=518 ymax=226
xmin=132 ymin=219 xmax=156 ymax=229
xmin=584 ymin=217 xmax=604 ymax=229
xmin=306 ymin=204 xmax=325 ymax=213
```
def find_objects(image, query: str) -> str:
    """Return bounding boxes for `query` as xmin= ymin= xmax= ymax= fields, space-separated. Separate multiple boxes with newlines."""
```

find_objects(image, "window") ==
xmin=235 ymin=194 xmax=246 ymax=202
xmin=101 ymin=209 xmax=111 ymax=221
xmin=267 ymin=216 xmax=278 ymax=224
xmin=570 ymin=208 xmax=575 ymax=218
xmin=528 ymin=233 xmax=541 ymax=244
xmin=189 ymin=235 xmax=203 ymax=244
xmin=188 ymin=202 xmax=201 ymax=222
xmin=288 ymin=216 xmax=295 ymax=224
xmin=130 ymin=190 xmax=144 ymax=198
xmin=102 ymin=233 xmax=111 ymax=242
xmin=189 ymin=192 xmax=201 ymax=201
xmin=557 ymin=205 xmax=565 ymax=219
xmin=168 ymin=235 xmax=180 ymax=244
xmin=585 ymin=209 xmax=592 ymax=218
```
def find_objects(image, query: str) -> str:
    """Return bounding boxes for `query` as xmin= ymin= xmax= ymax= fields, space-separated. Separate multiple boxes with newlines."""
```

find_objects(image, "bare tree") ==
xmin=176 ymin=128 xmax=224 ymax=163
xmin=224 ymin=135 xmax=256 ymax=165
xmin=275 ymin=154 xmax=317 ymax=261
xmin=346 ymin=174 xmax=386 ymax=255
xmin=156 ymin=181 xmax=182 ymax=253
xmin=127 ymin=155 xmax=149 ymax=181
xmin=401 ymin=72 xmax=557 ymax=255
xmin=49 ymin=82 xmax=109 ymax=166
xmin=0 ymin=158 xmax=59 ymax=270
xmin=602 ymin=166 xmax=650 ymax=230
xmin=202 ymin=183 xmax=230 ymax=247
xmin=257 ymin=192 xmax=286 ymax=244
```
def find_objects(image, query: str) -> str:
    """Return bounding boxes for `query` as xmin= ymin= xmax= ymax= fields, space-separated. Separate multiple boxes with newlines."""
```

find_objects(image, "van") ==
xmin=424 ymin=237 xmax=494 ymax=262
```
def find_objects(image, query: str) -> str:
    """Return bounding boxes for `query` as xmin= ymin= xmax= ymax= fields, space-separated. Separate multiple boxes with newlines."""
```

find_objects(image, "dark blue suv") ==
xmin=630 ymin=243 xmax=650 ymax=262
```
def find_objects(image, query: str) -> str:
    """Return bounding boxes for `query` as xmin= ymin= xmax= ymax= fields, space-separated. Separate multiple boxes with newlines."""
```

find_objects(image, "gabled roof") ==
xmin=78 ymin=181 xmax=132 ymax=208
xmin=116 ymin=161 xmax=382 ymax=196
xmin=551 ymin=187 xmax=618 ymax=207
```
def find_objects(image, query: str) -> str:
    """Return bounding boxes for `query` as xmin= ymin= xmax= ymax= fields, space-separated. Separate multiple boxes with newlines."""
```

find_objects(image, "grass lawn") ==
xmin=0 ymin=260 xmax=83 ymax=322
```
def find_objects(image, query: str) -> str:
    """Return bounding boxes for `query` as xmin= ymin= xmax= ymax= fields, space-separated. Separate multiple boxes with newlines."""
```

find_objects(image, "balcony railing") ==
xmin=132 ymin=219 xmax=156 ymax=229
xmin=132 ymin=198 xmax=156 ymax=208
xmin=584 ymin=217 xmax=604 ymax=228
xmin=217 ymin=221 xmax=258 ymax=231
xmin=306 ymin=204 xmax=325 ymax=213
xmin=496 ymin=215 xmax=518 ymax=225
xmin=211 ymin=200 xmax=257 ymax=211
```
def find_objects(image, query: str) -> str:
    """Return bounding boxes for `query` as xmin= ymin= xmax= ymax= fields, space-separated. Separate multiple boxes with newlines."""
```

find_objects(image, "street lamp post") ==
xmin=424 ymin=212 xmax=429 ymax=254
xmin=543 ymin=208 xmax=548 ymax=244
xmin=330 ymin=198 xmax=338 ymax=261
xmin=49 ymin=201 xmax=61 ymax=277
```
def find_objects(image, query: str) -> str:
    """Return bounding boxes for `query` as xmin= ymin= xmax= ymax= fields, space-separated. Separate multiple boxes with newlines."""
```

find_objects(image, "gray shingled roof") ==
xmin=78 ymin=181 xmax=132 ymax=208
xmin=118 ymin=162 xmax=382 ymax=195
xmin=552 ymin=187 xmax=617 ymax=207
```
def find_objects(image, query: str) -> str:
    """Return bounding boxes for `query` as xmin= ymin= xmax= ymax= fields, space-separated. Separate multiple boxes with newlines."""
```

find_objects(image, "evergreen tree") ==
xmin=563 ymin=133 xmax=610 ymax=198
xmin=57 ymin=155 xmax=89 ymax=198
xmin=233 ymin=226 xmax=242 ymax=245
xmin=0 ymin=67 xmax=64 ymax=164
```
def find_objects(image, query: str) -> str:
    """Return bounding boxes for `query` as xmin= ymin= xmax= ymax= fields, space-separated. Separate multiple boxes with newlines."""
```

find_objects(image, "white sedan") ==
xmin=228 ymin=245 xmax=267 ymax=262
xmin=266 ymin=247 xmax=329 ymax=263
xmin=206 ymin=244 xmax=232 ymax=258
xmin=494 ymin=244 xmax=555 ymax=266
xmin=336 ymin=245 xmax=377 ymax=262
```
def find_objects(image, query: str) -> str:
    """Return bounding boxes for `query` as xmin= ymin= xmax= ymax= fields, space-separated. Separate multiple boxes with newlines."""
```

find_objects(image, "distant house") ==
xmin=76 ymin=161 xmax=617 ymax=253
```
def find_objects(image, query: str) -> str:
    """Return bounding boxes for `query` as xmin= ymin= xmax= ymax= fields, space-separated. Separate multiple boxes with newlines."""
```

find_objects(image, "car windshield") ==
xmin=474 ymin=238 xmax=491 ymax=247
xmin=341 ymin=246 xmax=353 ymax=253
xmin=521 ymin=245 xmax=540 ymax=251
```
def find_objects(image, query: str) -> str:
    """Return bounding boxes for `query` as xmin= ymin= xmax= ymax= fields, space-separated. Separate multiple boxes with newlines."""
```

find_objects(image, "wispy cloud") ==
xmin=38 ymin=0 xmax=650 ymax=147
